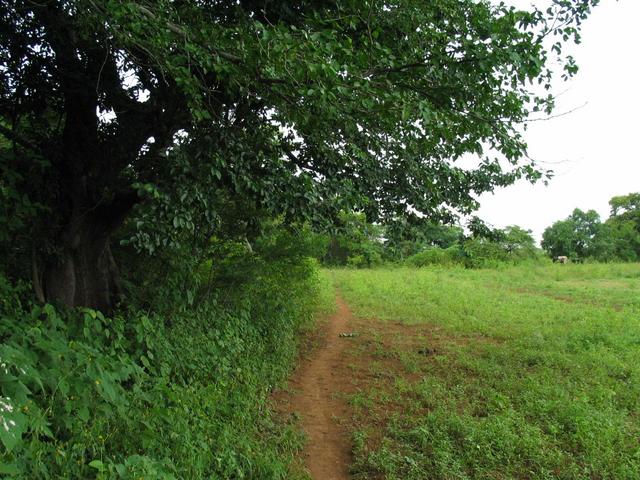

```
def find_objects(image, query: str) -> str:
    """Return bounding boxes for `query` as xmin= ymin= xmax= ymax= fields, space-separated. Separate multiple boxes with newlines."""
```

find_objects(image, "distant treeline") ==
xmin=320 ymin=211 xmax=542 ymax=268
xmin=321 ymin=192 xmax=640 ymax=268
xmin=541 ymin=193 xmax=640 ymax=263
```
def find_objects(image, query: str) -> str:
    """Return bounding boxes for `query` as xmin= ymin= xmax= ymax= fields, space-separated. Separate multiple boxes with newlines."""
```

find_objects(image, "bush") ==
xmin=405 ymin=246 xmax=464 ymax=267
xmin=462 ymin=238 xmax=509 ymax=268
xmin=405 ymin=240 xmax=544 ymax=270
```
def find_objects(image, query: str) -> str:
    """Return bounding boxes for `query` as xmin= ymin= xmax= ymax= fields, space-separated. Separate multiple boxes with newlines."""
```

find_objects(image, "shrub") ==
xmin=462 ymin=238 xmax=509 ymax=268
xmin=406 ymin=246 xmax=464 ymax=268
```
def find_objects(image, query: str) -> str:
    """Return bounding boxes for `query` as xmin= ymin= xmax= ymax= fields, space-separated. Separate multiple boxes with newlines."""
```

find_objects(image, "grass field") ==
xmin=331 ymin=263 xmax=640 ymax=480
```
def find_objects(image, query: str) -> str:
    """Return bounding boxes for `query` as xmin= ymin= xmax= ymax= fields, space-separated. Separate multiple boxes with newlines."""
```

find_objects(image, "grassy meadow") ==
xmin=331 ymin=263 xmax=640 ymax=479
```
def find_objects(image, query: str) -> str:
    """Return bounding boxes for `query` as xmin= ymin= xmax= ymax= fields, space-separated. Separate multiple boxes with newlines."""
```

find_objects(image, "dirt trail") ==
xmin=278 ymin=296 xmax=354 ymax=479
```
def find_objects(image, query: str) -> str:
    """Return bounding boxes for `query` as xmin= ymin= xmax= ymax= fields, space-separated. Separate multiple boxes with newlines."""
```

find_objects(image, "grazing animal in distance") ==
xmin=554 ymin=255 xmax=569 ymax=264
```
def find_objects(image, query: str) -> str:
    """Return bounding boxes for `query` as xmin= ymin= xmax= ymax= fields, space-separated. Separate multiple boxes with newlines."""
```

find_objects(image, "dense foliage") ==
xmin=0 ymin=232 xmax=332 ymax=478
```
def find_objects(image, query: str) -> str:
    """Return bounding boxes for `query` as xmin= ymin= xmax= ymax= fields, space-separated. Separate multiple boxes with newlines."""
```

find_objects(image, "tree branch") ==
xmin=133 ymin=4 xmax=242 ymax=64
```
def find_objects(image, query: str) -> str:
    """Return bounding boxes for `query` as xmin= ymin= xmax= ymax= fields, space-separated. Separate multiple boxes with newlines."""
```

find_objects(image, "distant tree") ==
xmin=609 ymin=193 xmax=640 ymax=219
xmin=542 ymin=209 xmax=610 ymax=260
xmin=467 ymin=216 xmax=502 ymax=242
xmin=542 ymin=219 xmax=576 ymax=258
xmin=423 ymin=224 xmax=466 ymax=249
xmin=570 ymin=209 xmax=605 ymax=259
xmin=501 ymin=225 xmax=537 ymax=258
xmin=460 ymin=223 xmax=537 ymax=267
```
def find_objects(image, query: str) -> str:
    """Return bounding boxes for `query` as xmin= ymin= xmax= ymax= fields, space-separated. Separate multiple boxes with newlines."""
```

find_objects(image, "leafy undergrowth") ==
xmin=0 ymin=242 xmax=332 ymax=478
xmin=332 ymin=264 xmax=640 ymax=479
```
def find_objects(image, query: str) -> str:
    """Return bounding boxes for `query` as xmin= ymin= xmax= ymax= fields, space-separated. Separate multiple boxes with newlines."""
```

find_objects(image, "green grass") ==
xmin=331 ymin=263 xmax=640 ymax=479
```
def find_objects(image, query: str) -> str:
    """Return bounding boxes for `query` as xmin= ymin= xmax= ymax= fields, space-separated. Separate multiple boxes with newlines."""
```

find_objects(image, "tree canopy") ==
xmin=1 ymin=0 xmax=598 ymax=308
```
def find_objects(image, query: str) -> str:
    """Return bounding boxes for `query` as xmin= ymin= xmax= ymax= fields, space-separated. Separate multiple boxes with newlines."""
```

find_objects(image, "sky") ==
xmin=473 ymin=0 xmax=640 ymax=243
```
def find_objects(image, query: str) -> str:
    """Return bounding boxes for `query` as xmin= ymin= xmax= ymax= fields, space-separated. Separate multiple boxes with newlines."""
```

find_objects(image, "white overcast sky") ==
xmin=473 ymin=0 xmax=640 ymax=243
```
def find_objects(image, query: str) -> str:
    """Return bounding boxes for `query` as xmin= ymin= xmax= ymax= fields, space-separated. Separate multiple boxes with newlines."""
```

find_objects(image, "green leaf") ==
xmin=89 ymin=460 xmax=106 ymax=472
xmin=78 ymin=406 xmax=90 ymax=422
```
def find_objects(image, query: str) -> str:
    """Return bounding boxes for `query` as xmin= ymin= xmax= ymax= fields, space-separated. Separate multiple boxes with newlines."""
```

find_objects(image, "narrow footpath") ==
xmin=278 ymin=296 xmax=355 ymax=479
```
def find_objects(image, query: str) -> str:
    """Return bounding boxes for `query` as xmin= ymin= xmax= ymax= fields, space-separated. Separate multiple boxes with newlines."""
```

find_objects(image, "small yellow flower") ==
xmin=95 ymin=379 xmax=101 ymax=385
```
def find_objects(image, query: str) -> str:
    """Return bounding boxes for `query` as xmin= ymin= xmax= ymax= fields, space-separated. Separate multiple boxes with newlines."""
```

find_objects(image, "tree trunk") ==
xmin=43 ymin=211 xmax=122 ymax=312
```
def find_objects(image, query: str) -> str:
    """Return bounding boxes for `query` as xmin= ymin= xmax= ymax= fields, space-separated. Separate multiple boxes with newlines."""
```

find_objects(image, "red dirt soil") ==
xmin=275 ymin=296 xmax=355 ymax=480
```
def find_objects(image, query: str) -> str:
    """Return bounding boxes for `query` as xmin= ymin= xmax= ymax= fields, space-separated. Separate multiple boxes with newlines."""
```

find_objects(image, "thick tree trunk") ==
xmin=43 ymin=211 xmax=123 ymax=312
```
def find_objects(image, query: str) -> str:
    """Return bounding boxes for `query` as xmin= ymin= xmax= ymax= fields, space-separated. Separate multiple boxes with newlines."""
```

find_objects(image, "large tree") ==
xmin=1 ymin=0 xmax=597 ymax=310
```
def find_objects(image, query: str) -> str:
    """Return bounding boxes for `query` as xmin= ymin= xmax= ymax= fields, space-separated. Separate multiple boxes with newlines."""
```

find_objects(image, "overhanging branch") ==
xmin=133 ymin=4 xmax=243 ymax=64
